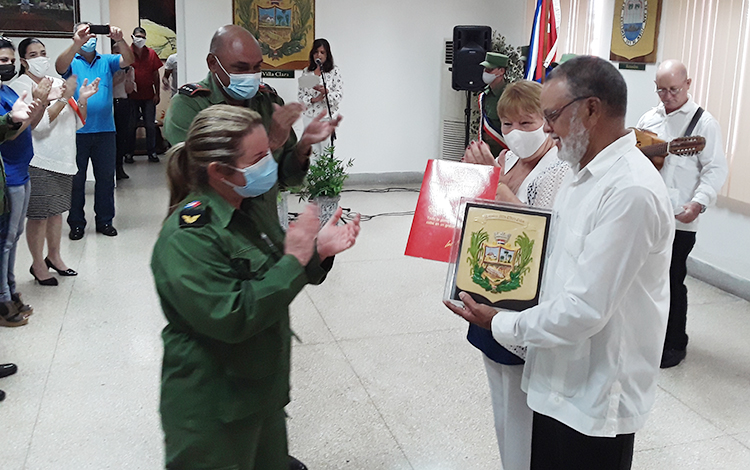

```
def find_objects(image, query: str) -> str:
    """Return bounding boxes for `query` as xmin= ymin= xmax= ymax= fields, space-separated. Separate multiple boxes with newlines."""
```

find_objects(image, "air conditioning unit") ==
xmin=440 ymin=39 xmax=467 ymax=162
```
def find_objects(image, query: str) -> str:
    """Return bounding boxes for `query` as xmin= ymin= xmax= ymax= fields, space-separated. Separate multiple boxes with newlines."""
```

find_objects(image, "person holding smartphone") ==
xmin=54 ymin=22 xmax=134 ymax=240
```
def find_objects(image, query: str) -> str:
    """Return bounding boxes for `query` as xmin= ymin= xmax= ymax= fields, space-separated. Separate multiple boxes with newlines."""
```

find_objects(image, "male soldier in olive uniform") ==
xmin=479 ymin=52 xmax=509 ymax=157
xmin=162 ymin=25 xmax=339 ymax=470
xmin=164 ymin=25 xmax=339 ymax=173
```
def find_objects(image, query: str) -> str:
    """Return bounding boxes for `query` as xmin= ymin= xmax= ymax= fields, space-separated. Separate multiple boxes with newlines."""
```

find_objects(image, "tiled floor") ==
xmin=1 ymin=161 xmax=749 ymax=469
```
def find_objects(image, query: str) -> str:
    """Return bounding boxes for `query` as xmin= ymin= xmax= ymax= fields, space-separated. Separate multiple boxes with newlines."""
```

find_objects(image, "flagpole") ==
xmin=541 ymin=0 xmax=548 ymax=83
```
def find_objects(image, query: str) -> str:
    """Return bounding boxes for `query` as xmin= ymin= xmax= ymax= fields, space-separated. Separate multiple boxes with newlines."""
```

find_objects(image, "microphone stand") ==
xmin=317 ymin=60 xmax=336 ymax=149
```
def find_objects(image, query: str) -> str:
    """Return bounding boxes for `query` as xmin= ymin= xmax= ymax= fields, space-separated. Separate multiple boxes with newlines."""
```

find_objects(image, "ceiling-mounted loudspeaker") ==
xmin=452 ymin=25 xmax=492 ymax=92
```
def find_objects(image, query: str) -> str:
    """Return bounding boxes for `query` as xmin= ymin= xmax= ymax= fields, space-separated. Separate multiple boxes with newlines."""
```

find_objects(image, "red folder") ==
xmin=405 ymin=159 xmax=502 ymax=262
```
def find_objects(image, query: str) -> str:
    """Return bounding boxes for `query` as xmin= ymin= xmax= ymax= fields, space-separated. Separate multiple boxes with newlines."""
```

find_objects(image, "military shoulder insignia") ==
xmin=179 ymin=200 xmax=210 ymax=228
xmin=259 ymin=83 xmax=279 ymax=97
xmin=178 ymin=83 xmax=211 ymax=97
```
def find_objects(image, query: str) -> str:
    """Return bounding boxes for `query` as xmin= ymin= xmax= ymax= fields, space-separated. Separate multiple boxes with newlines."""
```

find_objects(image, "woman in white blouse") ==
xmin=10 ymin=37 xmax=98 ymax=285
xmin=298 ymin=38 xmax=343 ymax=157
xmin=461 ymin=80 xmax=569 ymax=470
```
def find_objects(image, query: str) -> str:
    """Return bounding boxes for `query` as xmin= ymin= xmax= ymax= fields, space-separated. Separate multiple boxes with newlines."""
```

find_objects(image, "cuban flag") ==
xmin=525 ymin=0 xmax=561 ymax=82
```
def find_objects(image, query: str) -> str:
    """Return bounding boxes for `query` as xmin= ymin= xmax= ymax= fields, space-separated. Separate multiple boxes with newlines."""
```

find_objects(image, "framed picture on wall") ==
xmin=0 ymin=0 xmax=80 ymax=38
xmin=233 ymin=0 xmax=315 ymax=70
xmin=610 ymin=0 xmax=663 ymax=63
xmin=139 ymin=0 xmax=177 ymax=59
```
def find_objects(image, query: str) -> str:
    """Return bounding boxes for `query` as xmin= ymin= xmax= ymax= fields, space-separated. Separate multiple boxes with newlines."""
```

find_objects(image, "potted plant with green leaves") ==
xmin=299 ymin=146 xmax=353 ymax=226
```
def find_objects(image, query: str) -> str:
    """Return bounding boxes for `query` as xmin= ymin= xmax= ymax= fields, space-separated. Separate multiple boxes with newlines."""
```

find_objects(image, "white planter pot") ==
xmin=313 ymin=195 xmax=340 ymax=228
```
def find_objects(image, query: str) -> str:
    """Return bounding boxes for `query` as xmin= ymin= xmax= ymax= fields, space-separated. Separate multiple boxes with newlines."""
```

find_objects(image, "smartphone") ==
xmin=89 ymin=24 xmax=111 ymax=35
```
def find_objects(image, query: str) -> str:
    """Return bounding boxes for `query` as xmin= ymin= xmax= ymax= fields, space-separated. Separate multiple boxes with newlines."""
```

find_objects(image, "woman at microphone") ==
xmin=298 ymin=38 xmax=343 ymax=157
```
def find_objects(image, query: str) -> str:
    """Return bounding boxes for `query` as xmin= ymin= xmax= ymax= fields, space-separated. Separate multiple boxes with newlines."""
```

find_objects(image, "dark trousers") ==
xmin=531 ymin=412 xmax=635 ymax=470
xmin=665 ymin=230 xmax=696 ymax=350
xmin=128 ymin=98 xmax=156 ymax=155
xmin=163 ymin=408 xmax=288 ymax=470
xmin=68 ymin=132 xmax=116 ymax=229
xmin=113 ymin=98 xmax=132 ymax=170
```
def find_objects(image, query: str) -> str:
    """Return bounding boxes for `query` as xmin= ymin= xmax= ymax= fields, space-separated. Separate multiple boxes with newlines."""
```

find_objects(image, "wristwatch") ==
xmin=5 ymin=113 xmax=22 ymax=130
xmin=699 ymin=203 xmax=707 ymax=214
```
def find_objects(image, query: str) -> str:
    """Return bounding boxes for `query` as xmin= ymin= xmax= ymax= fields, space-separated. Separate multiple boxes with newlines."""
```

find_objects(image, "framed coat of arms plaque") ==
xmin=445 ymin=199 xmax=554 ymax=312
xmin=610 ymin=0 xmax=662 ymax=63
xmin=233 ymin=0 xmax=315 ymax=70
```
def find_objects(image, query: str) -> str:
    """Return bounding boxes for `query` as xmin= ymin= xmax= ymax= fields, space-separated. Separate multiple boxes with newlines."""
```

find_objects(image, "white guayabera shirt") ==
xmin=637 ymin=96 xmax=728 ymax=232
xmin=492 ymin=132 xmax=675 ymax=437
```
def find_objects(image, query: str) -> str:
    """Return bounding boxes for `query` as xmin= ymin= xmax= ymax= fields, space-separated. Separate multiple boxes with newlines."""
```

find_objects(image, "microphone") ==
xmin=314 ymin=58 xmax=322 ymax=69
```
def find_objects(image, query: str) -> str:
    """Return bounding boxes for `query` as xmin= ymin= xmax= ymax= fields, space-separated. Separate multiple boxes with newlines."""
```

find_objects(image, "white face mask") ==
xmin=25 ymin=56 xmax=49 ymax=78
xmin=482 ymin=71 xmax=496 ymax=85
xmin=132 ymin=36 xmax=147 ymax=48
xmin=504 ymin=124 xmax=548 ymax=160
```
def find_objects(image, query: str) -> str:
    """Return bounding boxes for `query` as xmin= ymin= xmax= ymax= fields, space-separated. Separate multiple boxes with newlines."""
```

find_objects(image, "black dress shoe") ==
xmin=288 ymin=456 xmax=308 ymax=470
xmin=116 ymin=168 xmax=130 ymax=180
xmin=660 ymin=348 xmax=687 ymax=369
xmin=96 ymin=225 xmax=118 ymax=237
xmin=45 ymin=258 xmax=77 ymax=276
xmin=148 ymin=153 xmax=160 ymax=163
xmin=0 ymin=363 xmax=18 ymax=378
xmin=30 ymin=266 xmax=58 ymax=286
xmin=69 ymin=226 xmax=84 ymax=240
xmin=124 ymin=154 xmax=135 ymax=164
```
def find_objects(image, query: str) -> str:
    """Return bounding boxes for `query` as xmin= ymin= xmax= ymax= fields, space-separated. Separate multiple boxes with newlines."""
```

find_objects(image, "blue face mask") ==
xmin=81 ymin=38 xmax=97 ymax=53
xmin=214 ymin=56 xmax=261 ymax=100
xmin=224 ymin=152 xmax=278 ymax=198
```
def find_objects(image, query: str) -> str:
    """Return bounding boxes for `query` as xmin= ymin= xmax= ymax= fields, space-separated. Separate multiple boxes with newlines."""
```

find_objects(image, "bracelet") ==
xmin=6 ymin=113 xmax=22 ymax=130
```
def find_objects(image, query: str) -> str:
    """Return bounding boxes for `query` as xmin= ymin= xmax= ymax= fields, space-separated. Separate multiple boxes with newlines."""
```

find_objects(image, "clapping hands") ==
xmin=10 ymin=91 xmax=44 ymax=125
xmin=462 ymin=140 xmax=500 ymax=167
xmin=299 ymin=110 xmax=343 ymax=149
xmin=32 ymin=77 xmax=53 ymax=104
xmin=284 ymin=205 xmax=361 ymax=266
xmin=316 ymin=207 xmax=360 ymax=259
xmin=78 ymin=77 xmax=100 ymax=102
xmin=268 ymin=102 xmax=304 ymax=151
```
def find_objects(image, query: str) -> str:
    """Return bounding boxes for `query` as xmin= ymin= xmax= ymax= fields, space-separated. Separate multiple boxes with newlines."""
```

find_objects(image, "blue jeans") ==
xmin=68 ymin=132 xmax=116 ymax=229
xmin=0 ymin=182 xmax=30 ymax=301
xmin=128 ymin=99 xmax=157 ymax=155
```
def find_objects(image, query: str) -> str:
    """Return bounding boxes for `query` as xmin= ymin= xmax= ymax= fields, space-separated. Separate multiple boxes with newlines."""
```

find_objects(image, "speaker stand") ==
xmin=464 ymin=90 xmax=472 ymax=148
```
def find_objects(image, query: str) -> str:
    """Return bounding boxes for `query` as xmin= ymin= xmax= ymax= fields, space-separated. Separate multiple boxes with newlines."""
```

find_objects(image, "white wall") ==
xmin=176 ymin=0 xmax=527 ymax=174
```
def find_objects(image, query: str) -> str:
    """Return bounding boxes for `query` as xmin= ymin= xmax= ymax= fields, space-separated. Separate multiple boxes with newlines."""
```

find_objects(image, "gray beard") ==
xmin=558 ymin=118 xmax=590 ymax=167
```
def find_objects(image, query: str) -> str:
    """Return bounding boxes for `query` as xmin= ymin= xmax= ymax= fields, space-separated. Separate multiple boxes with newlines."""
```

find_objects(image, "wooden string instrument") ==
xmin=633 ymin=128 xmax=706 ymax=170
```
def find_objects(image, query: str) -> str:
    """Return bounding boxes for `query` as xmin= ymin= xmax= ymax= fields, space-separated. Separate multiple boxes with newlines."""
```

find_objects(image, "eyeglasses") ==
xmin=655 ymin=86 xmax=683 ymax=96
xmin=543 ymin=96 xmax=591 ymax=125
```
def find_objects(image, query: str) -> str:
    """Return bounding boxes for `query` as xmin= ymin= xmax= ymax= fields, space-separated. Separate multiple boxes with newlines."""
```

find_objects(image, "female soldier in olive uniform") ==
xmin=151 ymin=105 xmax=359 ymax=470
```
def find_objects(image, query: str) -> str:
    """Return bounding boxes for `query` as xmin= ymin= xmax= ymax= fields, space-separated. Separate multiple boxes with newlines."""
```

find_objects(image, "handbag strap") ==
xmin=684 ymin=107 xmax=704 ymax=137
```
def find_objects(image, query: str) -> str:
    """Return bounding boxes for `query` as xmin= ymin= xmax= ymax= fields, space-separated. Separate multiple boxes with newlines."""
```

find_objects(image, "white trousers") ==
xmin=482 ymin=354 xmax=533 ymax=470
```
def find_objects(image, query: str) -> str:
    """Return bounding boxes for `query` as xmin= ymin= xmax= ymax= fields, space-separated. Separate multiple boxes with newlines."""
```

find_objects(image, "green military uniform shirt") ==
xmin=163 ymin=73 xmax=309 ymax=234
xmin=481 ymin=81 xmax=508 ymax=158
xmin=151 ymin=189 xmax=331 ymax=427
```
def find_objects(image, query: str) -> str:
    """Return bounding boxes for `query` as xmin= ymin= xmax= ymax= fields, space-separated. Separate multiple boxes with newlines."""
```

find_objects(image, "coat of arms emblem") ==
xmin=620 ymin=0 xmax=648 ymax=46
